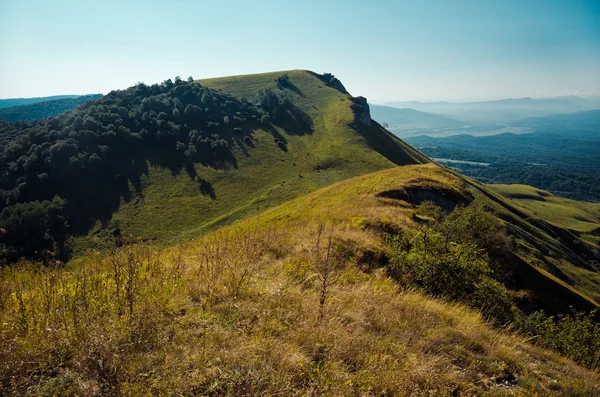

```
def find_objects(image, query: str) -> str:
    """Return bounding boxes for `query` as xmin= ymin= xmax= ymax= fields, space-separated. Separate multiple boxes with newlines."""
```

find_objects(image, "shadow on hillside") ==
xmin=271 ymin=107 xmax=314 ymax=136
xmin=277 ymin=79 xmax=305 ymax=97
xmin=356 ymin=120 xmax=418 ymax=166
xmin=185 ymin=164 xmax=217 ymax=199
xmin=72 ymin=109 xmax=314 ymax=239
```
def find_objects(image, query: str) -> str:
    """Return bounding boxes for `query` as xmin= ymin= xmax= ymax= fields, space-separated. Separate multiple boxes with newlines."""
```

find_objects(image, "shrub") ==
xmin=387 ymin=202 xmax=518 ymax=325
xmin=521 ymin=310 xmax=600 ymax=369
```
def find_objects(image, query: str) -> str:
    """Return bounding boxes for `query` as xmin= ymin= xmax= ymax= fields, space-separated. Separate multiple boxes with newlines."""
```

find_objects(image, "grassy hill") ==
xmin=489 ymin=184 xmax=600 ymax=238
xmin=0 ymin=70 xmax=426 ymax=262
xmin=246 ymin=163 xmax=600 ymax=312
xmin=487 ymin=183 xmax=600 ymax=302
xmin=94 ymin=70 xmax=426 ymax=249
xmin=2 ymin=163 xmax=599 ymax=395
xmin=3 ymin=70 xmax=600 ymax=394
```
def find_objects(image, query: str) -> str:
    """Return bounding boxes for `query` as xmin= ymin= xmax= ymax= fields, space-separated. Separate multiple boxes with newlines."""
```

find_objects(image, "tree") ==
xmin=260 ymin=114 xmax=271 ymax=124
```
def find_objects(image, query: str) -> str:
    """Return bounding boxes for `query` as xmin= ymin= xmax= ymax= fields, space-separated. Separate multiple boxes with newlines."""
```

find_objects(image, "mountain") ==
xmin=2 ymin=71 xmax=600 ymax=394
xmin=509 ymin=109 xmax=600 ymax=138
xmin=0 ymin=94 xmax=102 ymax=122
xmin=1 ymin=69 xmax=598 ymax=311
xmin=0 ymin=95 xmax=85 ymax=109
xmin=383 ymin=97 xmax=597 ymax=122
xmin=0 ymin=70 xmax=426 ymax=261
xmin=370 ymin=104 xmax=464 ymax=137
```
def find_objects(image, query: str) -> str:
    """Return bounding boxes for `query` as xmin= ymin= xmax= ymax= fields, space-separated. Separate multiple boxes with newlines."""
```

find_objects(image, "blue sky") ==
xmin=1 ymin=0 xmax=599 ymax=101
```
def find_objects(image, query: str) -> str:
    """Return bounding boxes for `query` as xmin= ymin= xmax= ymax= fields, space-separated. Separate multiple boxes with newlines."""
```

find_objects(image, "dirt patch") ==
xmin=376 ymin=180 xmax=473 ymax=212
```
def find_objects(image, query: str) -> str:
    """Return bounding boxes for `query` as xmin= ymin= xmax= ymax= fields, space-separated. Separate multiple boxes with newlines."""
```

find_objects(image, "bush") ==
xmin=387 ymin=202 xmax=518 ymax=325
xmin=521 ymin=310 xmax=600 ymax=368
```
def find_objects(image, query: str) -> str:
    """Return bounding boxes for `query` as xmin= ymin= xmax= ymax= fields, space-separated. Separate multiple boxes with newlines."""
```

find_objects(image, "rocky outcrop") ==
xmin=351 ymin=96 xmax=371 ymax=126
xmin=310 ymin=72 xmax=349 ymax=94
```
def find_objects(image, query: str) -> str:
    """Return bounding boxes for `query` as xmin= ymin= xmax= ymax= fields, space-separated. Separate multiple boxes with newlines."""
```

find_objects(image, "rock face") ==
xmin=327 ymin=77 xmax=349 ymax=95
xmin=352 ymin=96 xmax=371 ymax=126
xmin=311 ymin=72 xmax=350 ymax=94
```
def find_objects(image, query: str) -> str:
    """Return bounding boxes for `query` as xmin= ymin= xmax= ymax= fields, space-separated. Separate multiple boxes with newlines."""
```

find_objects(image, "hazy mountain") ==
xmin=406 ymin=109 xmax=600 ymax=201
xmin=510 ymin=109 xmax=600 ymax=138
xmin=370 ymin=104 xmax=464 ymax=136
xmin=0 ymin=95 xmax=86 ymax=109
xmin=0 ymin=94 xmax=102 ymax=122
xmin=382 ymin=96 xmax=598 ymax=122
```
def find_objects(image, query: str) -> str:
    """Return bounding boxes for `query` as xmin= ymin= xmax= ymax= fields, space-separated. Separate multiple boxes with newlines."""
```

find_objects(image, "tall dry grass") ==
xmin=0 ymin=223 xmax=598 ymax=396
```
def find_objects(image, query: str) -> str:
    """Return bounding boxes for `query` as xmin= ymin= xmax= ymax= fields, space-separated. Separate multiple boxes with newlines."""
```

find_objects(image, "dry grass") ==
xmin=1 ymin=164 xmax=599 ymax=396
xmin=1 ymin=220 xmax=599 ymax=396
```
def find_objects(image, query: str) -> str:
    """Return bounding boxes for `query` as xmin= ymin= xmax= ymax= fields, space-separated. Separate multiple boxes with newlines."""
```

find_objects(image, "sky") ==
xmin=1 ymin=0 xmax=599 ymax=102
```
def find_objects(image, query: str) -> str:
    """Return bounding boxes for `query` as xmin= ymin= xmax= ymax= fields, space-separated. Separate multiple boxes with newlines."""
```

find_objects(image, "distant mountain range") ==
xmin=381 ymin=96 xmax=600 ymax=122
xmin=370 ymin=104 xmax=464 ymax=132
xmin=0 ymin=95 xmax=91 ymax=109
xmin=0 ymin=94 xmax=102 ymax=122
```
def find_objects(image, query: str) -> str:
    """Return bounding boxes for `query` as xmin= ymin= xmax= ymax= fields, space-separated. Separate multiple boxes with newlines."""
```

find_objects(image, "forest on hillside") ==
xmin=0 ymin=75 xmax=307 ymax=263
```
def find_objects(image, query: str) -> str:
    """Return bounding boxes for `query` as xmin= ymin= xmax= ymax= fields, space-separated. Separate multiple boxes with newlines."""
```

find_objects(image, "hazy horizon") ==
xmin=1 ymin=0 xmax=599 ymax=102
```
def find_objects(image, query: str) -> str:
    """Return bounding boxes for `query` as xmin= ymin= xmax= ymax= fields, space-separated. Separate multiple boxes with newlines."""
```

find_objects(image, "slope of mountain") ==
xmin=0 ymin=94 xmax=102 ymax=122
xmin=2 ymin=163 xmax=599 ymax=395
xmin=2 ymin=71 xmax=600 ymax=394
xmin=0 ymin=70 xmax=426 ymax=261
xmin=489 ymin=184 xmax=600 ymax=249
xmin=0 ymin=95 xmax=84 ymax=109
xmin=370 ymin=104 xmax=464 ymax=137
xmin=108 ymin=71 xmax=426 ymax=247
xmin=383 ymin=97 xmax=596 ymax=122
xmin=256 ymin=163 xmax=600 ymax=313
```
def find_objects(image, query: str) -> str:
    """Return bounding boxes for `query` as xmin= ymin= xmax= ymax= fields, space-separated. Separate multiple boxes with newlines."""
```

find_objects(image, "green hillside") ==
xmin=0 ymin=95 xmax=83 ymax=109
xmin=91 ymin=71 xmax=427 ymax=248
xmin=3 ymin=70 xmax=600 ymax=393
xmin=486 ymin=183 xmax=600 ymax=303
xmin=489 ymin=184 xmax=600 ymax=238
xmin=0 ymin=70 xmax=426 ymax=262
xmin=3 ymin=163 xmax=600 ymax=395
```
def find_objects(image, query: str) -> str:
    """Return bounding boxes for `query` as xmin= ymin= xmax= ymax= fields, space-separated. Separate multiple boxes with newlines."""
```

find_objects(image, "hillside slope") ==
xmin=0 ymin=70 xmax=426 ymax=261
xmin=102 ymin=71 xmax=427 ymax=247
xmin=2 ymin=163 xmax=599 ymax=395
xmin=244 ymin=163 xmax=600 ymax=313
xmin=0 ymin=95 xmax=84 ymax=109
